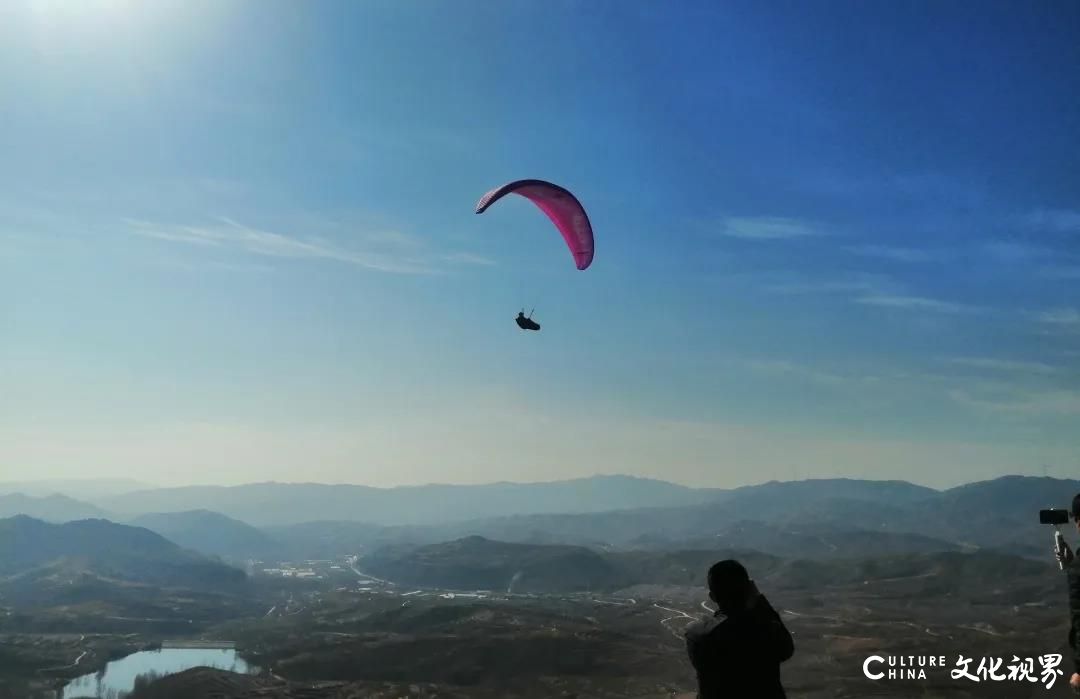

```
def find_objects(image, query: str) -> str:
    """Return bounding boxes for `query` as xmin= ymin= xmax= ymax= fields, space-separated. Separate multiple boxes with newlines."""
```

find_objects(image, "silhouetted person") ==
xmin=515 ymin=311 xmax=540 ymax=331
xmin=685 ymin=559 xmax=794 ymax=699
xmin=1054 ymin=493 xmax=1080 ymax=694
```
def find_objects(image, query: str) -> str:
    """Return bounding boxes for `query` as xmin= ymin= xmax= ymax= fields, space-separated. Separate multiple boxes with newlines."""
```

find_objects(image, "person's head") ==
xmin=1072 ymin=492 xmax=1080 ymax=533
xmin=707 ymin=559 xmax=752 ymax=614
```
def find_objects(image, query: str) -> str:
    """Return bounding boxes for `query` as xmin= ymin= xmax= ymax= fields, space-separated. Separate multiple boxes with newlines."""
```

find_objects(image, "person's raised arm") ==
xmin=753 ymin=594 xmax=795 ymax=663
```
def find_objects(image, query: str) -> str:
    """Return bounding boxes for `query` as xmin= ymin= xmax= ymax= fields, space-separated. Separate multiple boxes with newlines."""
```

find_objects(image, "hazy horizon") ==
xmin=4 ymin=470 xmax=1079 ymax=498
xmin=2 ymin=1 xmax=1078 ymax=490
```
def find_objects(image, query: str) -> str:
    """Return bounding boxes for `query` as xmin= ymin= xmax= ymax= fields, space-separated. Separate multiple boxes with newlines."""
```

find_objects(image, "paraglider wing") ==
xmin=475 ymin=179 xmax=594 ymax=270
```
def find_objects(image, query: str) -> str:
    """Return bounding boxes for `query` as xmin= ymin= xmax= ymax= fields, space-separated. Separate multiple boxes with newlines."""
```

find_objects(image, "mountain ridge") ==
xmin=261 ymin=475 xmax=1079 ymax=559
xmin=128 ymin=510 xmax=281 ymax=560
xmin=0 ymin=515 xmax=246 ymax=593
xmin=93 ymin=474 xmax=726 ymax=526
xmin=0 ymin=493 xmax=112 ymax=523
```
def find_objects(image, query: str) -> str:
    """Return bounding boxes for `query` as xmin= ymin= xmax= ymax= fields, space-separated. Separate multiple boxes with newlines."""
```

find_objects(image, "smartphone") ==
xmin=1040 ymin=508 xmax=1070 ymax=525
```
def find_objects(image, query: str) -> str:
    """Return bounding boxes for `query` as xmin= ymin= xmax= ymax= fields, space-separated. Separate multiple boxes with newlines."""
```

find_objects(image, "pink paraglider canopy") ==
xmin=475 ymin=179 xmax=594 ymax=270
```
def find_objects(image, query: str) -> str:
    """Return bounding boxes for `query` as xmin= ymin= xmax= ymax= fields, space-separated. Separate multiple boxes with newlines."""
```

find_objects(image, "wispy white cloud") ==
xmin=949 ymin=387 xmax=1080 ymax=417
xmin=719 ymin=216 xmax=820 ymax=240
xmin=856 ymin=295 xmax=979 ymax=314
xmin=763 ymin=274 xmax=988 ymax=318
xmin=762 ymin=273 xmax=892 ymax=296
xmin=845 ymin=245 xmax=944 ymax=263
xmin=982 ymin=241 xmax=1055 ymax=263
xmin=1040 ymin=265 xmax=1080 ymax=280
xmin=944 ymin=356 xmax=1058 ymax=375
xmin=442 ymin=252 xmax=497 ymax=266
xmin=348 ymin=228 xmax=427 ymax=251
xmin=148 ymin=256 xmax=276 ymax=274
xmin=979 ymin=240 xmax=1080 ymax=281
xmin=741 ymin=359 xmax=889 ymax=390
xmin=196 ymin=178 xmax=249 ymax=198
xmin=1035 ymin=307 xmax=1080 ymax=329
xmin=798 ymin=171 xmax=986 ymax=210
xmin=125 ymin=217 xmax=481 ymax=275
xmin=131 ymin=223 xmax=227 ymax=248
xmin=744 ymin=355 xmax=1078 ymax=421
xmin=1025 ymin=208 xmax=1080 ymax=234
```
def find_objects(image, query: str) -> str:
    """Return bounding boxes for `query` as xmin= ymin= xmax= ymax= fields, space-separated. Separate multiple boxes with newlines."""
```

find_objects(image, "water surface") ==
xmin=61 ymin=647 xmax=258 ymax=698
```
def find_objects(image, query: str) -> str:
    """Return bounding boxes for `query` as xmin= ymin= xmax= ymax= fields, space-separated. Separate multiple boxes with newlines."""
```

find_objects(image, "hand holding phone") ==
xmin=1056 ymin=531 xmax=1074 ymax=568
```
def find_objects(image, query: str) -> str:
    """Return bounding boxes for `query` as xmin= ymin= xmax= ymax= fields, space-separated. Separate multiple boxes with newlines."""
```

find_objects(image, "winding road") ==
xmin=782 ymin=607 xmax=948 ymax=639
xmin=350 ymin=563 xmax=394 ymax=586
xmin=653 ymin=603 xmax=697 ymax=640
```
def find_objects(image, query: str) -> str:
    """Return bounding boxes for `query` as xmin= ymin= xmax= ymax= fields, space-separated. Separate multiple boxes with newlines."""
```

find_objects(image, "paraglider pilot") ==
xmin=515 ymin=310 xmax=540 ymax=331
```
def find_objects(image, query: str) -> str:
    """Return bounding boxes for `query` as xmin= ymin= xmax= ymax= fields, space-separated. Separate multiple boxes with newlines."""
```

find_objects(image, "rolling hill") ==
xmin=0 ymin=493 xmax=112 ymax=522
xmin=263 ymin=520 xmax=424 ymax=560
xmin=0 ymin=516 xmax=246 ymax=595
xmin=129 ymin=510 xmax=281 ymax=560
xmin=361 ymin=536 xmax=622 ymax=592
xmin=358 ymin=535 xmax=1062 ymax=603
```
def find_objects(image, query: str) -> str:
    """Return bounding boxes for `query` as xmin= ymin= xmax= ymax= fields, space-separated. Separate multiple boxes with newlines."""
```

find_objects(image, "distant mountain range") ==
xmin=0 ymin=478 xmax=151 ymax=499
xmin=128 ymin=510 xmax=281 ymax=561
xmin=0 ymin=493 xmax=112 ymax=522
xmin=266 ymin=475 xmax=1078 ymax=561
xmin=263 ymin=475 xmax=1080 ymax=561
xmin=92 ymin=475 xmax=722 ymax=526
xmin=465 ymin=476 xmax=1077 ymax=556
xmin=0 ymin=516 xmax=246 ymax=599
xmin=0 ymin=474 xmax=1075 ymax=563
xmin=636 ymin=521 xmax=967 ymax=558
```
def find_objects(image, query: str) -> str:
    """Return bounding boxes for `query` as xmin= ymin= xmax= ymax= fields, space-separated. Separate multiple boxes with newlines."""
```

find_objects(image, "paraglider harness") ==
xmin=516 ymin=309 xmax=540 ymax=331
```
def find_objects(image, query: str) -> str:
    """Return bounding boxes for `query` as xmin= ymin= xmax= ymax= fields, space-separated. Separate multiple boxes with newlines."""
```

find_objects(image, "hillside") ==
xmin=361 ymin=536 xmax=622 ymax=592
xmin=0 ymin=493 xmax=111 ymax=522
xmin=641 ymin=522 xmax=966 ymax=558
xmin=129 ymin=510 xmax=280 ymax=560
xmin=263 ymin=520 xmax=426 ymax=560
xmin=0 ymin=516 xmax=246 ymax=595
xmin=717 ymin=477 xmax=937 ymax=505
xmin=907 ymin=475 xmax=1080 ymax=554
xmin=360 ymin=535 xmax=1061 ymax=605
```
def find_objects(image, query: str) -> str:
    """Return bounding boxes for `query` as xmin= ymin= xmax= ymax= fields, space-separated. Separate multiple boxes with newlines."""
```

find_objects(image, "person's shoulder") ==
xmin=1068 ymin=557 xmax=1080 ymax=583
xmin=685 ymin=614 xmax=724 ymax=642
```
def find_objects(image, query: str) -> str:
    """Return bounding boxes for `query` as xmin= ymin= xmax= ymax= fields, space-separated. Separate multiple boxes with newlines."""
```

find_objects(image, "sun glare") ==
xmin=24 ymin=0 xmax=147 ymax=42
xmin=29 ymin=0 xmax=134 ymax=18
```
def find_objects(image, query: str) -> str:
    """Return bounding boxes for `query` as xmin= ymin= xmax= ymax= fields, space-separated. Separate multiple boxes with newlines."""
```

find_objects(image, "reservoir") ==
xmin=60 ymin=646 xmax=258 ymax=698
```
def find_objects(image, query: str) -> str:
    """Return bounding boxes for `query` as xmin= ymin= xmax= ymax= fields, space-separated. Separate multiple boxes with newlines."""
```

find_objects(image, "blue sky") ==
xmin=1 ymin=0 xmax=1078 ymax=489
